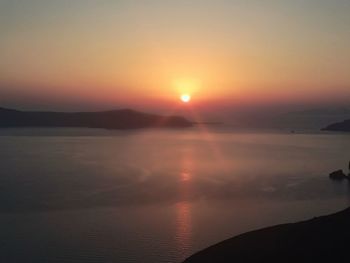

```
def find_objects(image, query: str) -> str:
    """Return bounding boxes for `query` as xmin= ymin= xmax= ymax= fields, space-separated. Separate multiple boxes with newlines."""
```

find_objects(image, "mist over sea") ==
xmin=0 ymin=127 xmax=349 ymax=263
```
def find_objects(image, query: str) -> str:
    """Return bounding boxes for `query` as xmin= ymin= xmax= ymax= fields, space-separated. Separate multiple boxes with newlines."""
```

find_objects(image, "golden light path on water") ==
xmin=175 ymin=147 xmax=194 ymax=260
xmin=175 ymin=201 xmax=192 ymax=260
xmin=173 ymin=101 xmax=233 ymax=260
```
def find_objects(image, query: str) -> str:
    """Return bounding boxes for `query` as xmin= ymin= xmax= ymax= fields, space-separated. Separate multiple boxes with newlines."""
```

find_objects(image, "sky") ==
xmin=1 ymin=0 xmax=350 ymax=112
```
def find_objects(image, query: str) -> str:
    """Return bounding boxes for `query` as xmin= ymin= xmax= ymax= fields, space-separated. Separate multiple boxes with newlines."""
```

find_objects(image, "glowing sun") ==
xmin=180 ymin=94 xmax=191 ymax=103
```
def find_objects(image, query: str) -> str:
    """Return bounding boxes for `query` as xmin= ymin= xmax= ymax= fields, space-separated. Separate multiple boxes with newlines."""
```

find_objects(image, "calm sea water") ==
xmin=0 ymin=127 xmax=349 ymax=263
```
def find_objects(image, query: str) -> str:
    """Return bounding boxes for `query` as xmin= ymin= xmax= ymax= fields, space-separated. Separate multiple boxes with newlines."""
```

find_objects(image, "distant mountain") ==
xmin=322 ymin=119 xmax=350 ymax=132
xmin=263 ymin=107 xmax=350 ymax=131
xmin=0 ymin=107 xmax=192 ymax=129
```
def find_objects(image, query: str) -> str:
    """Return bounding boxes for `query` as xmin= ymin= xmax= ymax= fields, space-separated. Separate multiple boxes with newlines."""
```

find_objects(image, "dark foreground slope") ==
xmin=322 ymin=119 xmax=350 ymax=132
xmin=0 ymin=107 xmax=192 ymax=129
xmin=184 ymin=207 xmax=350 ymax=263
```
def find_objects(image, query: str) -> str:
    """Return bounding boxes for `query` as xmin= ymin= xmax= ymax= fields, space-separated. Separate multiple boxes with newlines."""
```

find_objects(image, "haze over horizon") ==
xmin=1 ymin=0 xmax=350 ymax=114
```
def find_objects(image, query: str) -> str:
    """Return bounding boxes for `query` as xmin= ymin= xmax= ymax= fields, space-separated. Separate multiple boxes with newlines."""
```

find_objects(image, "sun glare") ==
xmin=181 ymin=94 xmax=191 ymax=103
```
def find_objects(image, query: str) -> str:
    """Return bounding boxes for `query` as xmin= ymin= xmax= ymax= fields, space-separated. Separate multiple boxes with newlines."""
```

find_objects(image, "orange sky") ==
xmin=1 ymin=0 xmax=350 ymax=111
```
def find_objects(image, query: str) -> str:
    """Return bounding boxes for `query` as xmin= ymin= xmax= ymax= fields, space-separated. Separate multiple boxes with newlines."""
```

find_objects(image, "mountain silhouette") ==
xmin=0 ymin=107 xmax=192 ymax=129
xmin=322 ymin=119 xmax=350 ymax=132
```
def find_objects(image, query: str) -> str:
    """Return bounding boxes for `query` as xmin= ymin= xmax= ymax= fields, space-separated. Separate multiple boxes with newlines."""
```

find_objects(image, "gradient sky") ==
xmin=1 ymin=0 xmax=350 ymax=111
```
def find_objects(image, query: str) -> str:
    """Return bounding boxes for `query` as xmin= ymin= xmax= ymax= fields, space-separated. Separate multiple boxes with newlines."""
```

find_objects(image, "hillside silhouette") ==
xmin=322 ymin=119 xmax=350 ymax=132
xmin=184 ymin=207 xmax=350 ymax=263
xmin=0 ymin=107 xmax=192 ymax=129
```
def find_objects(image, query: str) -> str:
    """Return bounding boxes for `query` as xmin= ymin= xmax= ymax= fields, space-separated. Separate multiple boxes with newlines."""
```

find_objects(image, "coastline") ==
xmin=183 ymin=207 xmax=350 ymax=263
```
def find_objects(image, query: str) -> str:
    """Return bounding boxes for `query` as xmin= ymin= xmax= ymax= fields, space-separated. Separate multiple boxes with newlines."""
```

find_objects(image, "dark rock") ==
xmin=329 ymin=169 xmax=346 ymax=180
xmin=183 ymin=207 xmax=350 ymax=263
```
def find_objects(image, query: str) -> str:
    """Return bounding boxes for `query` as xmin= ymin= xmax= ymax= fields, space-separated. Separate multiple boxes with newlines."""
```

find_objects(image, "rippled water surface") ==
xmin=0 ymin=128 xmax=349 ymax=262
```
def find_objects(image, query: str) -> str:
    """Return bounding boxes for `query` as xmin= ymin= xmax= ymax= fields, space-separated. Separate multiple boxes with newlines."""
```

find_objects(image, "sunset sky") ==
xmin=1 ymin=0 xmax=350 ymax=111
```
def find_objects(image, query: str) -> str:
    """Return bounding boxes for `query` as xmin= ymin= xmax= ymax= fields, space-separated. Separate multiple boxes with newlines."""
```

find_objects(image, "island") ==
xmin=0 ymin=107 xmax=192 ymax=129
xmin=322 ymin=119 xmax=350 ymax=132
xmin=183 ymin=207 xmax=350 ymax=263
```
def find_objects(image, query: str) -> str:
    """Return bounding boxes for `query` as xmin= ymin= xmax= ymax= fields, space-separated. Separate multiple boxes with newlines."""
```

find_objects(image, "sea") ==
xmin=0 ymin=127 xmax=349 ymax=263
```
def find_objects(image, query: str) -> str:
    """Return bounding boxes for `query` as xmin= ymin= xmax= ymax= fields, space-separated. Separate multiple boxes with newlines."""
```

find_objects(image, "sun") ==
xmin=180 ymin=94 xmax=191 ymax=103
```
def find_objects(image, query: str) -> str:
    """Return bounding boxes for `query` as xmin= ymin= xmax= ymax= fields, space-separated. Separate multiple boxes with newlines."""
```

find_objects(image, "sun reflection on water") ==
xmin=175 ymin=149 xmax=194 ymax=261
xmin=180 ymin=171 xmax=191 ymax=182
xmin=175 ymin=201 xmax=192 ymax=260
